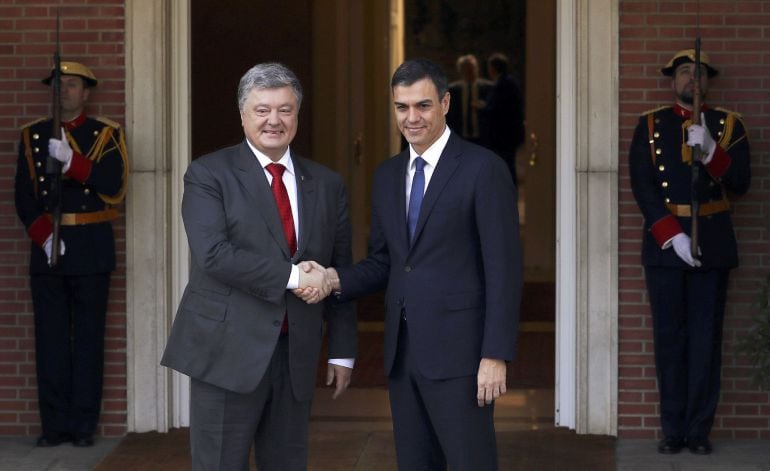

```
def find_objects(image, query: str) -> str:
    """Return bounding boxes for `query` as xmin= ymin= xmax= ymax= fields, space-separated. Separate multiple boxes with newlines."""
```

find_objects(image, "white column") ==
xmin=125 ymin=0 xmax=191 ymax=433
xmin=556 ymin=0 xmax=619 ymax=436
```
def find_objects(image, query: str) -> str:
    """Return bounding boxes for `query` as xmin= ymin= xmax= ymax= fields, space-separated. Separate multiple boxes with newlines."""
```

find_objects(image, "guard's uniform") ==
xmin=14 ymin=113 xmax=128 ymax=442
xmin=629 ymin=103 xmax=750 ymax=441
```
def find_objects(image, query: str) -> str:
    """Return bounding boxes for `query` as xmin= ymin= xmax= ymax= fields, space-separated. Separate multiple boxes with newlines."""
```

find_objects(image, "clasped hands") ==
xmin=294 ymin=261 xmax=340 ymax=304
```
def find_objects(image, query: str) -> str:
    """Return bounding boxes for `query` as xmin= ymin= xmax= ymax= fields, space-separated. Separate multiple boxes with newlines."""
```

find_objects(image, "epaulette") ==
xmin=19 ymin=117 xmax=47 ymax=130
xmin=641 ymin=105 xmax=670 ymax=116
xmin=94 ymin=116 xmax=122 ymax=129
xmin=713 ymin=106 xmax=743 ymax=119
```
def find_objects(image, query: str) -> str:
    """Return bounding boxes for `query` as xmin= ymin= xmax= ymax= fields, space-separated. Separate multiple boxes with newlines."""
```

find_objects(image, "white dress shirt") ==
xmin=247 ymin=140 xmax=354 ymax=369
xmin=405 ymin=125 xmax=452 ymax=213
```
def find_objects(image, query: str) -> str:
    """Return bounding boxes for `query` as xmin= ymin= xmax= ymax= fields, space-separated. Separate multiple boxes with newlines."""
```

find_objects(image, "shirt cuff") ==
xmin=328 ymin=358 xmax=355 ymax=369
xmin=286 ymin=264 xmax=300 ymax=290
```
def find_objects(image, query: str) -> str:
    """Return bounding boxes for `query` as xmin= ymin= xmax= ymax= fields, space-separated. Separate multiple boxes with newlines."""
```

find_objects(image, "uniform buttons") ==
xmin=709 ymin=181 xmax=715 ymax=187
xmin=655 ymin=118 xmax=660 ymax=124
xmin=658 ymin=165 xmax=665 ymax=171
xmin=33 ymin=133 xmax=39 ymax=140
xmin=719 ymin=118 xmax=725 ymax=125
xmin=38 ymin=176 xmax=45 ymax=182
xmin=655 ymin=148 xmax=662 ymax=155
xmin=41 ymin=190 xmax=48 ymax=196
xmin=84 ymin=188 xmax=90 ymax=195
xmin=93 ymin=130 xmax=99 ymax=136
xmin=661 ymin=181 xmax=669 ymax=188
xmin=665 ymin=197 xmax=671 ymax=203
xmin=81 ymin=205 xmax=87 ymax=210
xmin=718 ymin=131 xmax=723 ymax=137
xmin=35 ymin=161 xmax=42 ymax=168
xmin=653 ymin=132 xmax=660 ymax=139
xmin=34 ymin=147 xmax=40 ymax=153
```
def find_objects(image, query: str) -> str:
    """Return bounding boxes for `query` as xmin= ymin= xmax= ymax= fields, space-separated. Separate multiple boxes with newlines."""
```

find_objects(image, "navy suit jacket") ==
xmin=337 ymin=132 xmax=522 ymax=380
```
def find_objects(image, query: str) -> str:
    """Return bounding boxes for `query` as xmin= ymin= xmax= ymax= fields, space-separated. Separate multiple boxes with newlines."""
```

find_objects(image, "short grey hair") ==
xmin=237 ymin=62 xmax=303 ymax=112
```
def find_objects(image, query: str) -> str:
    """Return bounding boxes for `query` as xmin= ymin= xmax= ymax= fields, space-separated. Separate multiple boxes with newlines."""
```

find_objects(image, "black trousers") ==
xmin=644 ymin=266 xmax=729 ymax=440
xmin=30 ymin=273 xmax=110 ymax=440
xmin=388 ymin=316 xmax=498 ymax=471
xmin=189 ymin=335 xmax=311 ymax=471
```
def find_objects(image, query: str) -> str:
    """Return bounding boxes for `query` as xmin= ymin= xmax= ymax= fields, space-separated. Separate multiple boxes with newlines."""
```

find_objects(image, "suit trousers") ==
xmin=189 ymin=335 xmax=311 ymax=471
xmin=388 ymin=316 xmax=498 ymax=471
xmin=644 ymin=266 xmax=729 ymax=440
xmin=30 ymin=273 xmax=110 ymax=440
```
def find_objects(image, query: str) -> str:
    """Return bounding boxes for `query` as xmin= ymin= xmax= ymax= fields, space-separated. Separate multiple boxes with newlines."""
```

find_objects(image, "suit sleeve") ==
xmin=475 ymin=155 xmax=522 ymax=361
xmin=628 ymin=115 xmax=683 ymax=247
xmin=14 ymin=131 xmax=51 ymax=248
xmin=66 ymin=125 xmax=128 ymax=203
xmin=182 ymin=160 xmax=291 ymax=305
xmin=705 ymin=114 xmax=750 ymax=196
xmin=324 ymin=180 xmax=358 ymax=359
xmin=336 ymin=169 xmax=391 ymax=299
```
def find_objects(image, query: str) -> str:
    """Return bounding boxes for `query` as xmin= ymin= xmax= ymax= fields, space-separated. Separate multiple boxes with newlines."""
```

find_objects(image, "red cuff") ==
xmin=704 ymin=146 xmax=731 ymax=179
xmin=28 ymin=216 xmax=53 ymax=248
xmin=65 ymin=151 xmax=93 ymax=183
xmin=650 ymin=214 xmax=683 ymax=248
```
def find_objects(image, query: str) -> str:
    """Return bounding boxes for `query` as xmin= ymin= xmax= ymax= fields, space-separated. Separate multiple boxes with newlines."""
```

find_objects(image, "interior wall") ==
xmin=190 ymin=0 xmax=313 ymax=159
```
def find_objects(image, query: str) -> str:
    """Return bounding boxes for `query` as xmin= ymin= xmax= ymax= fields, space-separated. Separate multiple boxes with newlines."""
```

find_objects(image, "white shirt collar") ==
xmin=409 ymin=125 xmax=451 ymax=169
xmin=246 ymin=140 xmax=295 ymax=176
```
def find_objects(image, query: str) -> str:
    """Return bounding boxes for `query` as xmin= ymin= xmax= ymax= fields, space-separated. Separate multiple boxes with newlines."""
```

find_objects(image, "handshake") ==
xmin=293 ymin=261 xmax=341 ymax=304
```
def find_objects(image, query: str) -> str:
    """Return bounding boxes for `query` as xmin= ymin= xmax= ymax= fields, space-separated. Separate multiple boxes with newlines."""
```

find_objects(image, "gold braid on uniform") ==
xmin=93 ymin=117 xmax=129 ymax=205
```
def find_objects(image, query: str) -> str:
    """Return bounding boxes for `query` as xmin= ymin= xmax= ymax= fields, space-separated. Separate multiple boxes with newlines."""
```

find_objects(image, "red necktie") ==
xmin=266 ymin=163 xmax=296 ymax=333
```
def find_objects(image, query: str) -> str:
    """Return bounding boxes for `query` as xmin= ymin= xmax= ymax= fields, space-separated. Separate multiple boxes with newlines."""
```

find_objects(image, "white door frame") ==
xmin=125 ymin=0 xmax=619 ymax=436
xmin=555 ymin=0 xmax=618 ymax=435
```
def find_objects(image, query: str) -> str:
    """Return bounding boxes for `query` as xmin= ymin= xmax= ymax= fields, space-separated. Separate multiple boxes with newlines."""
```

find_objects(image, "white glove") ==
xmin=43 ymin=235 xmax=66 ymax=266
xmin=686 ymin=112 xmax=716 ymax=164
xmin=671 ymin=232 xmax=701 ymax=268
xmin=48 ymin=127 xmax=73 ymax=173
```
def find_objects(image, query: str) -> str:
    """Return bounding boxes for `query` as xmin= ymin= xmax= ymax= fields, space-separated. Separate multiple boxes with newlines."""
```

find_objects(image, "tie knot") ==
xmin=266 ymin=163 xmax=286 ymax=179
xmin=414 ymin=157 xmax=426 ymax=172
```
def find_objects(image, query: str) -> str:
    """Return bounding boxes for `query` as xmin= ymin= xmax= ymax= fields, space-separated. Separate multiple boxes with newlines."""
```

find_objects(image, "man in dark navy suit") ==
xmin=300 ymin=58 xmax=522 ymax=470
xmin=15 ymin=61 xmax=128 ymax=447
xmin=629 ymin=49 xmax=751 ymax=455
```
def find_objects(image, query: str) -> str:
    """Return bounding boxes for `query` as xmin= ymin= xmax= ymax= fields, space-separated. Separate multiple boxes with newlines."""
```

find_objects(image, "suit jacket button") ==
xmin=404 ymin=266 xmax=411 ymax=272
xmin=397 ymin=298 xmax=404 ymax=306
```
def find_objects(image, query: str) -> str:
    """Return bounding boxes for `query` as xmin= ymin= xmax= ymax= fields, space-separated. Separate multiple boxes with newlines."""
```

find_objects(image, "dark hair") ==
xmin=390 ymin=59 xmax=449 ymax=97
xmin=487 ymin=53 xmax=509 ymax=76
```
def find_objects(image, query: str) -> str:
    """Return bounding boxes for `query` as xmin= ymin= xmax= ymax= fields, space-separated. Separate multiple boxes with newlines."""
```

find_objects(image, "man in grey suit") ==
xmin=161 ymin=63 xmax=357 ymax=470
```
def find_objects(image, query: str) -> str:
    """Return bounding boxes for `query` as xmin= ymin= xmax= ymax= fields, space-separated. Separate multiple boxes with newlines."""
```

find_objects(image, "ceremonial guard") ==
xmin=14 ymin=62 xmax=128 ymax=447
xmin=629 ymin=50 xmax=750 ymax=455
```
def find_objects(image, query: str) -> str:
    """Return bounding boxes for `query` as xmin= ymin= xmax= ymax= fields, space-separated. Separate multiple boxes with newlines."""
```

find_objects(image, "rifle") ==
xmin=689 ymin=36 xmax=702 ymax=260
xmin=46 ymin=12 xmax=63 ymax=267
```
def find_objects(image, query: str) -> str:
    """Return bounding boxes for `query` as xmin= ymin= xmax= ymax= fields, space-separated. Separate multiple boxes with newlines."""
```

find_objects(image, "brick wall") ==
xmin=619 ymin=0 xmax=770 ymax=439
xmin=0 ymin=1 xmax=127 ymax=437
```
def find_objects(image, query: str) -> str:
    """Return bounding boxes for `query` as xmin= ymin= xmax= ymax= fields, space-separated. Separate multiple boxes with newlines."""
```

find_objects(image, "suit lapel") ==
xmin=392 ymin=151 xmax=410 ymax=249
xmin=233 ymin=141 xmax=292 ymax=258
xmin=411 ymin=134 xmax=462 ymax=247
xmin=293 ymin=156 xmax=317 ymax=260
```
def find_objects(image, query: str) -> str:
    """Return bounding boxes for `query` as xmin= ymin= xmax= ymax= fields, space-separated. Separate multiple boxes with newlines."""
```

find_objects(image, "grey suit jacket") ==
xmin=161 ymin=141 xmax=356 ymax=401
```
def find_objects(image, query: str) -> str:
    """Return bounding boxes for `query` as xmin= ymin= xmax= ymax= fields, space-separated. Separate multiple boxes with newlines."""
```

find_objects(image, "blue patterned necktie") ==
xmin=407 ymin=157 xmax=425 ymax=241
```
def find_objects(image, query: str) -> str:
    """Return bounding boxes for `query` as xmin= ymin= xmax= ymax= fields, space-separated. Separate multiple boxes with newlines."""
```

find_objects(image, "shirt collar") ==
xmin=246 ymin=140 xmax=295 ymax=176
xmin=409 ymin=125 xmax=451 ymax=170
xmin=63 ymin=113 xmax=87 ymax=131
xmin=673 ymin=102 xmax=709 ymax=119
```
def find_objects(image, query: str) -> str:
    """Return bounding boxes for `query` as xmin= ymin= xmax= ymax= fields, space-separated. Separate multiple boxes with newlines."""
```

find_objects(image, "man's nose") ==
xmin=406 ymin=107 xmax=420 ymax=122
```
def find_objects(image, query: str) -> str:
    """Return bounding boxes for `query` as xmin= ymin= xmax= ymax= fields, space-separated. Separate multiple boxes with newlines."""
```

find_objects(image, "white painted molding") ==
xmin=125 ymin=0 xmax=171 ymax=433
xmin=170 ymin=0 xmax=192 ymax=429
xmin=556 ymin=0 xmax=619 ymax=436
